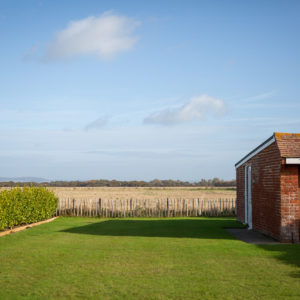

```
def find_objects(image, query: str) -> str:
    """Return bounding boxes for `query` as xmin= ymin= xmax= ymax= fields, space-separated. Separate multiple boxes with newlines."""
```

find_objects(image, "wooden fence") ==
xmin=57 ymin=198 xmax=236 ymax=217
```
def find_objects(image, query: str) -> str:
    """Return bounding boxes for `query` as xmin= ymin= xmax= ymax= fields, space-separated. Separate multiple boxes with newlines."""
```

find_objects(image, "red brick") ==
xmin=236 ymin=133 xmax=300 ymax=243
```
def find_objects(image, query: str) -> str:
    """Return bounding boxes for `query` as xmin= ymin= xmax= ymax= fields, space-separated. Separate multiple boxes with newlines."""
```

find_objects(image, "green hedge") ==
xmin=0 ymin=186 xmax=58 ymax=230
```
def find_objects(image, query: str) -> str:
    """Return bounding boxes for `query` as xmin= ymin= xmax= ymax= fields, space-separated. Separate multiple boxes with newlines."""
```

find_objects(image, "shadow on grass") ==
xmin=61 ymin=218 xmax=300 ymax=278
xmin=61 ymin=218 xmax=241 ymax=240
xmin=258 ymin=244 xmax=300 ymax=278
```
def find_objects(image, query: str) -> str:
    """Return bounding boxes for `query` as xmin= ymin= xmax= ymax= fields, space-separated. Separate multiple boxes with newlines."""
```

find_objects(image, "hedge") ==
xmin=0 ymin=186 xmax=58 ymax=230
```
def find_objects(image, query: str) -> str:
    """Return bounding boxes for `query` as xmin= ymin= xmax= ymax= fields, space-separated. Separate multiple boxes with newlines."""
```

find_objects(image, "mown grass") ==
xmin=1 ymin=217 xmax=300 ymax=299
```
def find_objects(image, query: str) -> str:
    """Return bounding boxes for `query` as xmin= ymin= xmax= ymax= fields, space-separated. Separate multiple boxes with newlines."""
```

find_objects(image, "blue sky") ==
xmin=0 ymin=0 xmax=300 ymax=181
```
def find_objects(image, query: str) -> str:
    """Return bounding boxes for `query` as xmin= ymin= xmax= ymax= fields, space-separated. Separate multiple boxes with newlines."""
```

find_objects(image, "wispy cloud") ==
xmin=243 ymin=91 xmax=276 ymax=101
xmin=42 ymin=12 xmax=140 ymax=61
xmin=144 ymin=95 xmax=226 ymax=125
xmin=85 ymin=149 xmax=208 ymax=159
xmin=84 ymin=116 xmax=109 ymax=131
xmin=22 ymin=44 xmax=39 ymax=61
xmin=0 ymin=109 xmax=90 ymax=130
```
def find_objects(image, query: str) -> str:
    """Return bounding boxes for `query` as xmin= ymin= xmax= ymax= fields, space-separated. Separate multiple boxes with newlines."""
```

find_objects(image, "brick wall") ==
xmin=236 ymin=142 xmax=282 ymax=240
xmin=280 ymin=165 xmax=300 ymax=243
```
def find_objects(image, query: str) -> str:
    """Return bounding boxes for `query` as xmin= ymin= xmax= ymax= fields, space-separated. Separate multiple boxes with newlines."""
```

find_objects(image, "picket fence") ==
xmin=57 ymin=198 xmax=236 ymax=217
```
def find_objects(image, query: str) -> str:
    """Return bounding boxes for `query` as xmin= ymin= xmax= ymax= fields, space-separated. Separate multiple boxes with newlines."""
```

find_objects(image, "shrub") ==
xmin=0 ymin=186 xmax=58 ymax=230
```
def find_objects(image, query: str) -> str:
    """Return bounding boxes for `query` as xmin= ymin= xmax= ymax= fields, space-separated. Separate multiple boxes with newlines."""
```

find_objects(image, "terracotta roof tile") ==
xmin=274 ymin=132 xmax=300 ymax=157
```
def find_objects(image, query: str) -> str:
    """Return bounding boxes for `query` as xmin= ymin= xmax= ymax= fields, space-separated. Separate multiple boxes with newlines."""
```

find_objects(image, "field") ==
xmin=49 ymin=186 xmax=236 ymax=201
xmin=52 ymin=187 xmax=237 ymax=217
xmin=1 ymin=217 xmax=300 ymax=299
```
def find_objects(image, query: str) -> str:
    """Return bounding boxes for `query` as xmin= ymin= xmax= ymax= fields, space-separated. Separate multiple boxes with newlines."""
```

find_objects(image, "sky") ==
xmin=0 ymin=0 xmax=300 ymax=181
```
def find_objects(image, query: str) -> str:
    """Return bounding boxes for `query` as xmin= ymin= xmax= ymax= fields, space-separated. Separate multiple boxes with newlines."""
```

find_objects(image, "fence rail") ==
xmin=57 ymin=198 xmax=236 ymax=217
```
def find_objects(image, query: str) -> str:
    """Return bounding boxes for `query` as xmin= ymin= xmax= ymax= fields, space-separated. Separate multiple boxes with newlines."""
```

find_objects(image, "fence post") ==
xmin=120 ymin=199 xmax=123 ymax=217
xmin=186 ymin=200 xmax=188 ymax=217
xmin=129 ymin=198 xmax=132 ymax=217
xmin=167 ymin=198 xmax=169 ymax=217
xmin=192 ymin=199 xmax=195 ymax=216
xmin=56 ymin=197 xmax=237 ymax=219
xmin=173 ymin=198 xmax=175 ymax=217
xmin=200 ymin=198 xmax=203 ymax=216
xmin=117 ymin=199 xmax=119 ymax=218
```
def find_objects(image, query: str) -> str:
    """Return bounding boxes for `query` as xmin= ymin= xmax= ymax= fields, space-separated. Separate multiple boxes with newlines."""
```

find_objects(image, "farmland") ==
xmin=49 ymin=186 xmax=236 ymax=202
xmin=52 ymin=187 xmax=237 ymax=218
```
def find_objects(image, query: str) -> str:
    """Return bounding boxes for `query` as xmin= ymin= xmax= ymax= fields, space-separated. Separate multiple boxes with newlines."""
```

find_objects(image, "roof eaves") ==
xmin=235 ymin=134 xmax=275 ymax=168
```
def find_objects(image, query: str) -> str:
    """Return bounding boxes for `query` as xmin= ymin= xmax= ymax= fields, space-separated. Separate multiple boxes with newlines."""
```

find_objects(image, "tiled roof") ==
xmin=275 ymin=132 xmax=300 ymax=158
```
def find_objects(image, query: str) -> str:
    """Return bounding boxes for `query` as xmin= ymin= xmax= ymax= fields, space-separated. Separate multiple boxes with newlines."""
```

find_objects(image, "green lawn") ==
xmin=1 ymin=217 xmax=300 ymax=299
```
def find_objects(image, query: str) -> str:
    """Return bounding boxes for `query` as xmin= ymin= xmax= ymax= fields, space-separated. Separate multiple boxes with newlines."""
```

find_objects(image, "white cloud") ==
xmin=44 ymin=12 xmax=140 ymax=61
xmin=144 ymin=95 xmax=226 ymax=125
xmin=85 ymin=116 xmax=108 ymax=131
xmin=243 ymin=91 xmax=276 ymax=101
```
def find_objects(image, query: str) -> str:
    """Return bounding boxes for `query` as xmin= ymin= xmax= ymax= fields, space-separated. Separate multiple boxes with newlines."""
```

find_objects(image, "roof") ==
xmin=275 ymin=132 xmax=300 ymax=158
xmin=235 ymin=132 xmax=300 ymax=168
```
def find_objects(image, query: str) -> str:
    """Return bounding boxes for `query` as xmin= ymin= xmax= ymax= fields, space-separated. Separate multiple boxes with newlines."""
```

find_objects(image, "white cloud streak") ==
xmin=44 ymin=12 xmax=140 ymax=61
xmin=144 ymin=95 xmax=226 ymax=125
xmin=243 ymin=91 xmax=276 ymax=101
xmin=84 ymin=116 xmax=108 ymax=131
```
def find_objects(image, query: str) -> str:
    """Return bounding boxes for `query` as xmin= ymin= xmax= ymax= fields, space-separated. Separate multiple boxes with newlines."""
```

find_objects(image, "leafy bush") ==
xmin=0 ymin=186 xmax=58 ymax=230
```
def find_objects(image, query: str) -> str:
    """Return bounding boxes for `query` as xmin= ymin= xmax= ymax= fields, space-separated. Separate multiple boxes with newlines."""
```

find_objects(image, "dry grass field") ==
xmin=0 ymin=186 xmax=236 ymax=201
xmin=49 ymin=186 xmax=236 ymax=201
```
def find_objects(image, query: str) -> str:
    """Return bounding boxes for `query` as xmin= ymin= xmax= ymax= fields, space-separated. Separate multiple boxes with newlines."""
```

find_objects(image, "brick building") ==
xmin=235 ymin=132 xmax=300 ymax=243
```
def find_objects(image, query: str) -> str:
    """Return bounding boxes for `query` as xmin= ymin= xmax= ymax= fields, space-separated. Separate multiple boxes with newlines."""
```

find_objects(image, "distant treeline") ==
xmin=0 ymin=178 xmax=236 ymax=188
